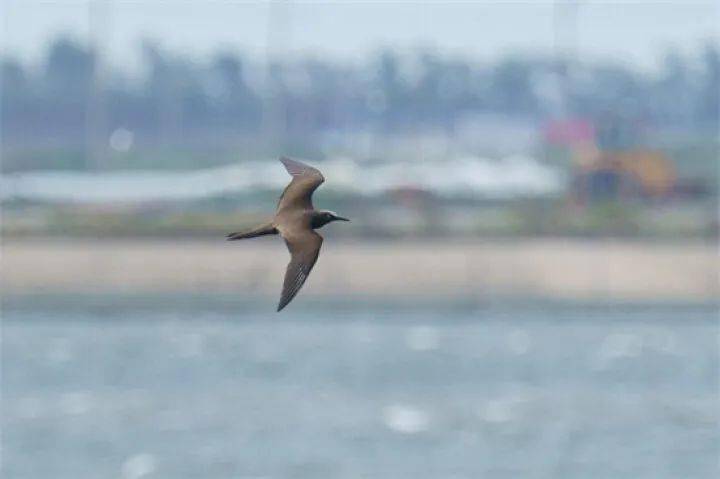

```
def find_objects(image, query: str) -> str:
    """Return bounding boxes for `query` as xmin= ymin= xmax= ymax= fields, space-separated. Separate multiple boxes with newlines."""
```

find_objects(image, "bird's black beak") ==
xmin=334 ymin=215 xmax=350 ymax=222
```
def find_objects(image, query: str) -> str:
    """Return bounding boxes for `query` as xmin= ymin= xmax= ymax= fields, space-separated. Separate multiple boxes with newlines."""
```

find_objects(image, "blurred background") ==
xmin=2 ymin=1 xmax=718 ymax=478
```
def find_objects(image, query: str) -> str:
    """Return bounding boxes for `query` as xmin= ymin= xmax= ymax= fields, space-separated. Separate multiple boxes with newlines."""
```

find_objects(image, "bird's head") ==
xmin=312 ymin=210 xmax=350 ymax=229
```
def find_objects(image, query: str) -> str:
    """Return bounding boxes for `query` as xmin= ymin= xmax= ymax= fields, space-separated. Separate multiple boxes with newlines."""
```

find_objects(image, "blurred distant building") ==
xmin=455 ymin=113 xmax=539 ymax=153
xmin=543 ymin=118 xmax=595 ymax=147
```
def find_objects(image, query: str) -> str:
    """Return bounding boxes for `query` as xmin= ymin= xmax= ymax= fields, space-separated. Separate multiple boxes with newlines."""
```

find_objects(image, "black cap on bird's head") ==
xmin=312 ymin=210 xmax=350 ymax=229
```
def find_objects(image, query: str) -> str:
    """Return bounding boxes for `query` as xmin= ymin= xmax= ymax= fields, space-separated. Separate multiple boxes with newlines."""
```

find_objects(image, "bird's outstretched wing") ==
xmin=277 ymin=157 xmax=325 ymax=211
xmin=277 ymin=230 xmax=323 ymax=311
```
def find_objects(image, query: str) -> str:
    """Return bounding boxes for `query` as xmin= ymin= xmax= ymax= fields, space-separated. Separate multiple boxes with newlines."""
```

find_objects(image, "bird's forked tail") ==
xmin=226 ymin=222 xmax=278 ymax=241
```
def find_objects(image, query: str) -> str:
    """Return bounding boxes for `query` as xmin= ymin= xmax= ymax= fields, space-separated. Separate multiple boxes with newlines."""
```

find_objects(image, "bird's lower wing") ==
xmin=277 ymin=231 xmax=323 ymax=311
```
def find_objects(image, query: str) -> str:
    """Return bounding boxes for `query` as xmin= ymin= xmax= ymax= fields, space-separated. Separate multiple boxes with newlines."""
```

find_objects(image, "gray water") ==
xmin=2 ymin=303 xmax=718 ymax=479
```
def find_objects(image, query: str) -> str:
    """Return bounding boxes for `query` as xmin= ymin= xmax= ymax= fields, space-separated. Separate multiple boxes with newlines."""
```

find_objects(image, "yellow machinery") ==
xmin=575 ymin=148 xmax=677 ymax=199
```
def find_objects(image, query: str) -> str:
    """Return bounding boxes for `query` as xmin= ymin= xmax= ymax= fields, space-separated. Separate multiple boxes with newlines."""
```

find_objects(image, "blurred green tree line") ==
xmin=1 ymin=36 xmax=718 ymax=171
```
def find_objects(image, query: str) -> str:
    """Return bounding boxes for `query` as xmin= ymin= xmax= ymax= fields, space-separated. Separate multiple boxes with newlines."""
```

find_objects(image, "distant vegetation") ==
xmin=2 ymin=36 xmax=717 ymax=240
xmin=2 ymin=36 xmax=718 ymax=172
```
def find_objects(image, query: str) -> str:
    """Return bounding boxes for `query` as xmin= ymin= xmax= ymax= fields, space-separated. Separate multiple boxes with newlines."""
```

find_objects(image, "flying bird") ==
xmin=227 ymin=157 xmax=349 ymax=311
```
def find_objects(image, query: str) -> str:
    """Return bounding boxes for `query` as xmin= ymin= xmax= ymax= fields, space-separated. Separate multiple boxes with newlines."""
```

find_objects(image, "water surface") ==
xmin=3 ymin=302 xmax=718 ymax=478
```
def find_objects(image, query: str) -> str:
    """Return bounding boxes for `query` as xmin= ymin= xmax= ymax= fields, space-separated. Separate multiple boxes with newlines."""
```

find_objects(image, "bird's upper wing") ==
xmin=277 ymin=230 xmax=323 ymax=311
xmin=277 ymin=157 xmax=325 ymax=211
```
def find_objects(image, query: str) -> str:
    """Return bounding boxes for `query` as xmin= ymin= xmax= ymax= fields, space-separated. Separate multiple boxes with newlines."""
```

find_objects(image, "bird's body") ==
xmin=227 ymin=157 xmax=349 ymax=311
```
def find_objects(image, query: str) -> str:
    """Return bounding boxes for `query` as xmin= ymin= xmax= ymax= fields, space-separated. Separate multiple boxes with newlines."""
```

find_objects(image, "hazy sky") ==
xmin=3 ymin=1 xmax=718 ymax=73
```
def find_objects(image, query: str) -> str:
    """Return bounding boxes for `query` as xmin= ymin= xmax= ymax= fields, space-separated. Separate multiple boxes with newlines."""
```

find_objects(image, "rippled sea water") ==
xmin=3 ymin=300 xmax=718 ymax=479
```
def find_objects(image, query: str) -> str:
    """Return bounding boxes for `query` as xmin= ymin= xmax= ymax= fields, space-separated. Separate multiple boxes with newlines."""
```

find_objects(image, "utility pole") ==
xmin=553 ymin=0 xmax=580 ymax=119
xmin=263 ymin=0 xmax=292 ymax=153
xmin=87 ymin=0 xmax=110 ymax=170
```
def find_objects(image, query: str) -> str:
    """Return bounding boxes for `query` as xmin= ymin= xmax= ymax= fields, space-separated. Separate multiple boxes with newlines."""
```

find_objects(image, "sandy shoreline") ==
xmin=2 ymin=238 xmax=718 ymax=301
